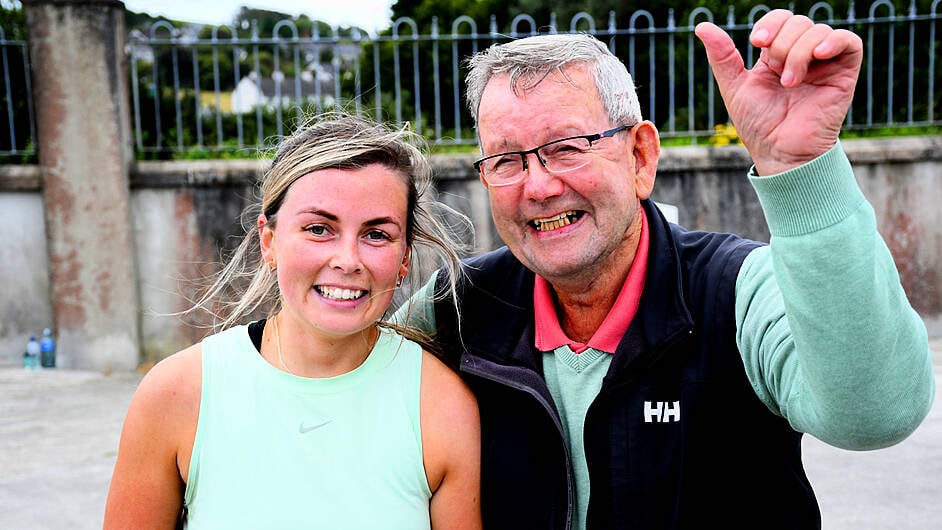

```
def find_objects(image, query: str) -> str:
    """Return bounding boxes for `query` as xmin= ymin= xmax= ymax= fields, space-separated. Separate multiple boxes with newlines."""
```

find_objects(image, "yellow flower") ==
xmin=709 ymin=123 xmax=741 ymax=146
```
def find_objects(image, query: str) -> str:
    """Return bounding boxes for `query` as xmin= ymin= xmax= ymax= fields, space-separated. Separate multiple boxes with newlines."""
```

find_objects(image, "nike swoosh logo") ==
xmin=298 ymin=420 xmax=333 ymax=434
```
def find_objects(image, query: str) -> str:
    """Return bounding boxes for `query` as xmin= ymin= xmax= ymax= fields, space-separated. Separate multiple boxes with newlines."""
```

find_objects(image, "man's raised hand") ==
xmin=695 ymin=10 xmax=863 ymax=175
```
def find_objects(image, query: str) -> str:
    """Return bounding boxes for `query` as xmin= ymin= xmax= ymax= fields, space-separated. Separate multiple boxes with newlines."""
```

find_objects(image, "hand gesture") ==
xmin=695 ymin=10 xmax=863 ymax=175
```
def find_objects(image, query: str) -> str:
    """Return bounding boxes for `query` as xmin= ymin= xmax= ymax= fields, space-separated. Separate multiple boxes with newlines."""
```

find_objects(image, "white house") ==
xmin=230 ymin=69 xmax=334 ymax=113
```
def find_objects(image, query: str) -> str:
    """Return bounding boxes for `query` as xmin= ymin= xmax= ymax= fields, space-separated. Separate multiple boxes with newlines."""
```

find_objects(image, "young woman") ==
xmin=103 ymin=114 xmax=481 ymax=529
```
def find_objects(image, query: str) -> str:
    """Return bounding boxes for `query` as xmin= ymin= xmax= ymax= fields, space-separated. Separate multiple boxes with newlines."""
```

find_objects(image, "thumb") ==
xmin=695 ymin=22 xmax=745 ymax=100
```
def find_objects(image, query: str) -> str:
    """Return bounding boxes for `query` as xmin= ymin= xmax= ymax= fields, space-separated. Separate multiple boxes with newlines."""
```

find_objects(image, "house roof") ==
xmin=258 ymin=77 xmax=321 ymax=98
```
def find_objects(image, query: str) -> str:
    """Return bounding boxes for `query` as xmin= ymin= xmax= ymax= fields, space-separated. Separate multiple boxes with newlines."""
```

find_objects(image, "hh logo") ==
xmin=644 ymin=400 xmax=680 ymax=423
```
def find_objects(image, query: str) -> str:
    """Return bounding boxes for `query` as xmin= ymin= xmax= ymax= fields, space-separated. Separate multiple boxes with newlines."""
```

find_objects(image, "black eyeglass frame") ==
xmin=473 ymin=124 xmax=636 ymax=186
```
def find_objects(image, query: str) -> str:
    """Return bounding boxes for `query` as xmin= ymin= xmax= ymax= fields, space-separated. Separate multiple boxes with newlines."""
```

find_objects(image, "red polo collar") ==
xmin=533 ymin=210 xmax=649 ymax=354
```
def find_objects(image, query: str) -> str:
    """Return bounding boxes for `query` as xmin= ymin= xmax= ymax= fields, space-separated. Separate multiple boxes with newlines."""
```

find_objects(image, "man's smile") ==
xmin=529 ymin=210 xmax=584 ymax=232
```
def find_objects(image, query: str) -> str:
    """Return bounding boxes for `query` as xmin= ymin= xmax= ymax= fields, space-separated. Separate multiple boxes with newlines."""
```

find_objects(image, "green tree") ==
xmin=384 ymin=0 xmax=940 ymax=138
xmin=0 ymin=1 xmax=24 ymax=40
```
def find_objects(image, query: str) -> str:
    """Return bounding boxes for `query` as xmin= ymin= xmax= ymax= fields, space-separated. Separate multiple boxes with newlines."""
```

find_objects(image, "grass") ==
xmin=839 ymin=125 xmax=942 ymax=139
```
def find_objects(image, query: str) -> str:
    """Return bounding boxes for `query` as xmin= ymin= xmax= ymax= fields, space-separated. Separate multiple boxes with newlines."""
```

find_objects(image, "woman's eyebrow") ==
xmin=299 ymin=208 xmax=337 ymax=221
xmin=300 ymin=209 xmax=401 ymax=229
xmin=364 ymin=216 xmax=400 ymax=227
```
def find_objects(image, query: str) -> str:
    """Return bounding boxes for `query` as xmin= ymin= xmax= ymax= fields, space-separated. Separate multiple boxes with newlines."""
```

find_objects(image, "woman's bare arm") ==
xmin=420 ymin=351 xmax=482 ymax=530
xmin=103 ymin=345 xmax=201 ymax=530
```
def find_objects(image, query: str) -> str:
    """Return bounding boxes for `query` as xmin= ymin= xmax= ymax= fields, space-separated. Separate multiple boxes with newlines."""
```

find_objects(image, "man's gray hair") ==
xmin=465 ymin=33 xmax=643 ymax=128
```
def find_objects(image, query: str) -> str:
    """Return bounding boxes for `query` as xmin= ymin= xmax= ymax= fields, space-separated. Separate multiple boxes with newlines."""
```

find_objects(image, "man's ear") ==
xmin=630 ymin=120 xmax=660 ymax=200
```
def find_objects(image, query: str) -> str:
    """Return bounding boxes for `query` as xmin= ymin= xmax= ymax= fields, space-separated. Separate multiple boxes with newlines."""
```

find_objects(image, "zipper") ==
xmin=462 ymin=361 xmax=575 ymax=530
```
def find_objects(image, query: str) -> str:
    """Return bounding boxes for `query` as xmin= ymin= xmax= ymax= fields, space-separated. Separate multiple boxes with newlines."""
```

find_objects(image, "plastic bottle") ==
xmin=26 ymin=336 xmax=40 ymax=371
xmin=40 ymin=328 xmax=56 ymax=368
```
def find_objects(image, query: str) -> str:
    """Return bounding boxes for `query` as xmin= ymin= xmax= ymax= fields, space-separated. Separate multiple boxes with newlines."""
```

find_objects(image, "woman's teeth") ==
xmin=316 ymin=286 xmax=365 ymax=300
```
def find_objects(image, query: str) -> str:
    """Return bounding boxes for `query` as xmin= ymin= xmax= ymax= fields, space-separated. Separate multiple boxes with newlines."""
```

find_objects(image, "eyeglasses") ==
xmin=473 ymin=124 xmax=635 ymax=187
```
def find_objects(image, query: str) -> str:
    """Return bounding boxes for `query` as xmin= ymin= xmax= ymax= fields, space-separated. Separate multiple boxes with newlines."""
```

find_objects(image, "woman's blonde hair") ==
xmin=184 ymin=111 xmax=471 ymax=345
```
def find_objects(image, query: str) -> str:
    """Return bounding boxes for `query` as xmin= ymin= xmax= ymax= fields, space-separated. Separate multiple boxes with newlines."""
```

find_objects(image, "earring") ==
xmin=395 ymin=275 xmax=403 ymax=288
xmin=269 ymin=261 xmax=277 ymax=273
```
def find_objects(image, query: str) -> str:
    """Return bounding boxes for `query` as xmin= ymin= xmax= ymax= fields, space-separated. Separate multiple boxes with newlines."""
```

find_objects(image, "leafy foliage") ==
xmin=0 ymin=1 xmax=34 ymax=161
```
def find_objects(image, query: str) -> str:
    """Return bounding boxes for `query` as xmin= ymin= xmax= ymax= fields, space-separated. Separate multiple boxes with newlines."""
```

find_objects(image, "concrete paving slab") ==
xmin=0 ymin=369 xmax=141 ymax=530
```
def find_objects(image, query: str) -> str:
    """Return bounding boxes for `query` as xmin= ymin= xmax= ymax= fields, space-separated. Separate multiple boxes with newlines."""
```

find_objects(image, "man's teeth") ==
xmin=532 ymin=211 xmax=579 ymax=232
xmin=317 ymin=286 xmax=365 ymax=300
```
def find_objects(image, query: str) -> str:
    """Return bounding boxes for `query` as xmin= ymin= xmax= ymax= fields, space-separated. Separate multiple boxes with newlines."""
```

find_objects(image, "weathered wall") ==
xmin=0 ymin=192 xmax=55 ymax=366
xmin=23 ymin=0 xmax=140 ymax=370
xmin=1 ymin=136 xmax=940 ymax=367
xmin=129 ymin=160 xmax=265 ymax=363
xmin=850 ymin=138 xmax=942 ymax=315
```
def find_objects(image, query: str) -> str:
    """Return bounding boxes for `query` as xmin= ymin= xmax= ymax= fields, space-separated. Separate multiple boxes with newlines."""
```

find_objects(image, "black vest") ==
xmin=432 ymin=200 xmax=820 ymax=529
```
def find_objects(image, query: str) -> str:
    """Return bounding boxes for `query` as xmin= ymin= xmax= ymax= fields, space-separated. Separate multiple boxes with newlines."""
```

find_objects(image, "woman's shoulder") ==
xmin=133 ymin=343 xmax=203 ymax=422
xmin=418 ymin=347 xmax=480 ymax=497
xmin=420 ymin=349 xmax=466 ymax=391
xmin=419 ymin=348 xmax=478 ymax=430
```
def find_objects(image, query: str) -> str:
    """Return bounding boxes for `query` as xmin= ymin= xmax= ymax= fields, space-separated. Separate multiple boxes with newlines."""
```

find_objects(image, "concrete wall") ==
xmin=1 ymin=136 xmax=940 ymax=368
xmin=0 ymin=191 xmax=55 ymax=367
xmin=851 ymin=138 xmax=942 ymax=315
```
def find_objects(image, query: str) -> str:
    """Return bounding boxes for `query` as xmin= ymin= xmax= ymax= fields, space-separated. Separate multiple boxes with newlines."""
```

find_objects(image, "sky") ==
xmin=122 ymin=0 xmax=396 ymax=33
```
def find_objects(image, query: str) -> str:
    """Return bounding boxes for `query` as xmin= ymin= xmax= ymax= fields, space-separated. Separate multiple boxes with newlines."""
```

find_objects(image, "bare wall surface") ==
xmin=0 ymin=193 xmax=54 ymax=366
xmin=131 ymin=184 xmax=256 ymax=366
xmin=1 ymin=136 xmax=939 ymax=367
xmin=851 ymin=140 xmax=942 ymax=315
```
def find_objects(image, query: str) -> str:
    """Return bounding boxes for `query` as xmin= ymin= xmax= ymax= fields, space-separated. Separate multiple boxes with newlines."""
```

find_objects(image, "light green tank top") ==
xmin=183 ymin=325 xmax=432 ymax=529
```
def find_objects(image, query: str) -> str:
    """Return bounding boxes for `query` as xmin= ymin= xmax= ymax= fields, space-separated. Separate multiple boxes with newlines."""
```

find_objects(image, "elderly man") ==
xmin=397 ymin=9 xmax=934 ymax=529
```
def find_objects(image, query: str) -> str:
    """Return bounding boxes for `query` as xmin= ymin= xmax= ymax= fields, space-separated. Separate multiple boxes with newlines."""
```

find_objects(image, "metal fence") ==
xmin=0 ymin=23 xmax=34 ymax=158
xmin=3 ymin=1 xmax=942 ymax=159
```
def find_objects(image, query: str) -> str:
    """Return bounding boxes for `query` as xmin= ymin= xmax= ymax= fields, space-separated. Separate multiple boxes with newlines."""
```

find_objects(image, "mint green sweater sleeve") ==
xmin=735 ymin=142 xmax=935 ymax=450
xmin=391 ymin=270 xmax=439 ymax=333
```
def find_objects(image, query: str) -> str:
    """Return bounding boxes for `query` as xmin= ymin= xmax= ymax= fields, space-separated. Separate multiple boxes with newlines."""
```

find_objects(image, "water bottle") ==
xmin=26 ymin=336 xmax=40 ymax=371
xmin=40 ymin=328 xmax=56 ymax=368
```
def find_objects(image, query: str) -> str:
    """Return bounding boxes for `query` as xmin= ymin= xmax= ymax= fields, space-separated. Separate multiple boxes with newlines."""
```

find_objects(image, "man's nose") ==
xmin=521 ymin=151 xmax=564 ymax=201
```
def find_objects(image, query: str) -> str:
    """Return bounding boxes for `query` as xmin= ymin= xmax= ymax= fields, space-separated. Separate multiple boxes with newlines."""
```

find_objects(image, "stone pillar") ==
xmin=23 ymin=0 xmax=140 ymax=371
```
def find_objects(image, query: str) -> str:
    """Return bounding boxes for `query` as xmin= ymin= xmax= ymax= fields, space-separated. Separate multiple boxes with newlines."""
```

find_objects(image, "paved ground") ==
xmin=0 ymin=340 xmax=940 ymax=529
xmin=0 ymin=369 xmax=141 ymax=529
xmin=803 ymin=341 xmax=942 ymax=529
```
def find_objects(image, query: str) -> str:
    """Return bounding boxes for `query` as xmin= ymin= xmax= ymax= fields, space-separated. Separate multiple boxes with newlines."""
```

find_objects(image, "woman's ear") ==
xmin=258 ymin=214 xmax=276 ymax=266
xmin=630 ymin=120 xmax=660 ymax=200
xmin=399 ymin=247 xmax=412 ymax=279
xmin=394 ymin=248 xmax=412 ymax=288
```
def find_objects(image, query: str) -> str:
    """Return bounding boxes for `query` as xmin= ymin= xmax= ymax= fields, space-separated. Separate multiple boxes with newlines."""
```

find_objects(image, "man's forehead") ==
xmin=502 ymin=62 xmax=593 ymax=94
xmin=480 ymin=66 xmax=594 ymax=108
